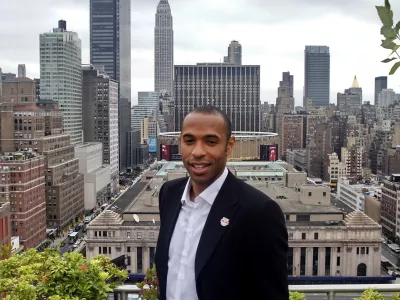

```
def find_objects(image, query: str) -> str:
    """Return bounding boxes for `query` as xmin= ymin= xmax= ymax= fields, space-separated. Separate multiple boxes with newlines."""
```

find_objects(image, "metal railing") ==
xmin=113 ymin=283 xmax=400 ymax=300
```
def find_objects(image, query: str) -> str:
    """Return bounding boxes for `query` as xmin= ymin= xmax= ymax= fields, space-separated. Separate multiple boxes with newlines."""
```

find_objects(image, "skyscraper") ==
xmin=154 ymin=0 xmax=174 ymax=96
xmin=304 ymin=46 xmax=330 ymax=107
xmin=174 ymin=63 xmax=260 ymax=132
xmin=90 ymin=0 xmax=131 ymax=172
xmin=40 ymin=20 xmax=83 ymax=145
xmin=90 ymin=0 xmax=131 ymax=101
xmin=280 ymin=71 xmax=293 ymax=97
xmin=82 ymin=65 xmax=119 ymax=194
xmin=375 ymin=76 xmax=387 ymax=106
xmin=18 ymin=64 xmax=26 ymax=77
xmin=223 ymin=40 xmax=242 ymax=65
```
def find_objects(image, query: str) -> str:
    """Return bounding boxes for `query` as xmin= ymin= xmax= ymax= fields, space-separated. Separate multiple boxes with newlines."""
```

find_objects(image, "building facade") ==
xmin=223 ymin=40 xmax=242 ymax=65
xmin=304 ymin=46 xmax=330 ymax=107
xmin=39 ymin=20 xmax=82 ymax=145
xmin=75 ymin=143 xmax=111 ymax=212
xmin=17 ymin=64 xmax=26 ymax=78
xmin=154 ymin=0 xmax=174 ymax=96
xmin=0 ymin=202 xmax=11 ymax=248
xmin=174 ymin=64 xmax=261 ymax=132
xmin=82 ymin=66 xmax=119 ymax=193
xmin=0 ymin=153 xmax=46 ymax=249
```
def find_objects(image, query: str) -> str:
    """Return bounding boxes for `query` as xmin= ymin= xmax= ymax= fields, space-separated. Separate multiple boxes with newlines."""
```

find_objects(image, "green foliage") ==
xmin=377 ymin=0 xmax=400 ymax=74
xmin=289 ymin=291 xmax=306 ymax=300
xmin=0 ymin=244 xmax=12 ymax=260
xmin=355 ymin=288 xmax=386 ymax=300
xmin=0 ymin=248 xmax=127 ymax=300
xmin=137 ymin=264 xmax=159 ymax=300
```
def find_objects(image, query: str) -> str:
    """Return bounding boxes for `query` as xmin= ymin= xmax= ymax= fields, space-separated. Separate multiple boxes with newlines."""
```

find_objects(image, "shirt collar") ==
xmin=181 ymin=167 xmax=229 ymax=206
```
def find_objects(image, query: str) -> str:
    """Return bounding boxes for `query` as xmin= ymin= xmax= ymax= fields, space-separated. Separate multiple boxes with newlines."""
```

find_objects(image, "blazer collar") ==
xmin=195 ymin=171 xmax=239 ymax=280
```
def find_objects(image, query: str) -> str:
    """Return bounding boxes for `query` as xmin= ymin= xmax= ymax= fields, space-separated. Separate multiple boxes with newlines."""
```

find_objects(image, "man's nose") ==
xmin=191 ymin=142 xmax=206 ymax=157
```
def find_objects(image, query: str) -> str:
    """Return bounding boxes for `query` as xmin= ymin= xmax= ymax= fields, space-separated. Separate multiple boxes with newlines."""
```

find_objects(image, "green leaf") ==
xmin=385 ymin=0 xmax=391 ymax=10
xmin=382 ymin=57 xmax=397 ymax=63
xmin=376 ymin=5 xmax=394 ymax=27
xmin=381 ymin=25 xmax=397 ymax=38
xmin=390 ymin=44 xmax=400 ymax=56
xmin=389 ymin=61 xmax=400 ymax=75
xmin=381 ymin=38 xmax=396 ymax=49
xmin=395 ymin=20 xmax=400 ymax=32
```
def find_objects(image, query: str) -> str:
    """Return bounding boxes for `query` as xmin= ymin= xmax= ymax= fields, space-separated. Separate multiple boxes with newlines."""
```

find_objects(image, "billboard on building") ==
xmin=161 ymin=144 xmax=171 ymax=160
xmin=268 ymin=144 xmax=278 ymax=161
xmin=148 ymin=138 xmax=157 ymax=153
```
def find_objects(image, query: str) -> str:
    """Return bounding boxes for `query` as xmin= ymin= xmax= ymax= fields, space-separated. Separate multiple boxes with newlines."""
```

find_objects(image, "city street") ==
xmin=382 ymin=242 xmax=400 ymax=266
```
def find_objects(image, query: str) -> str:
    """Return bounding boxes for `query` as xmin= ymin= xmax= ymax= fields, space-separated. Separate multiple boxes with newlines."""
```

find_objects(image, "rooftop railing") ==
xmin=112 ymin=283 xmax=400 ymax=300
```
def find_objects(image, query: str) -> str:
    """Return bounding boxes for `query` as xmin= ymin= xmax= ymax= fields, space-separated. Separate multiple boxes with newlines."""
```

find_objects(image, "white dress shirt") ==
xmin=166 ymin=168 xmax=229 ymax=300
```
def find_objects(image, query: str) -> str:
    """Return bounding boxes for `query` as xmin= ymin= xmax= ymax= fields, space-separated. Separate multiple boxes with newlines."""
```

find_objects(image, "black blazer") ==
xmin=155 ymin=171 xmax=289 ymax=300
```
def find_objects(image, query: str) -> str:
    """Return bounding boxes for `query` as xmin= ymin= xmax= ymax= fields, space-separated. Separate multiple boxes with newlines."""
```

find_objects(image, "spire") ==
xmin=351 ymin=75 xmax=360 ymax=88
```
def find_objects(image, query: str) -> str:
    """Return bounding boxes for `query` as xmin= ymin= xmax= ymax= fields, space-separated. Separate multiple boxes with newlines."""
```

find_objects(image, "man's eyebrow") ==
xmin=203 ymin=134 xmax=220 ymax=139
xmin=182 ymin=133 xmax=194 ymax=138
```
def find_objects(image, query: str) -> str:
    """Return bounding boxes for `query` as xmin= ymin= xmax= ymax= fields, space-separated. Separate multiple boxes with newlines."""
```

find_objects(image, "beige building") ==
xmin=324 ymin=152 xmax=347 ymax=185
xmin=85 ymin=161 xmax=382 ymax=278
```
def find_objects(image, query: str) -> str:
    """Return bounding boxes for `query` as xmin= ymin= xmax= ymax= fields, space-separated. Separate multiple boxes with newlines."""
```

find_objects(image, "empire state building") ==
xmin=154 ymin=0 xmax=174 ymax=96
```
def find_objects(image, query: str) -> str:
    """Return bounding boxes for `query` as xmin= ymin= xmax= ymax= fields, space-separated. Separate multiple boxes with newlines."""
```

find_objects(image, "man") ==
xmin=155 ymin=106 xmax=288 ymax=300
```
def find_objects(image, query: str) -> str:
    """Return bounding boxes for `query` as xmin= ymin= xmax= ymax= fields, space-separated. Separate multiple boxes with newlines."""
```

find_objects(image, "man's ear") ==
xmin=226 ymin=136 xmax=235 ymax=155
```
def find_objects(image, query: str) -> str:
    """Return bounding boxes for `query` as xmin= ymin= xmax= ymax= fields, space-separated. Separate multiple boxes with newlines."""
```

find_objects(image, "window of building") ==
xmin=94 ymin=231 xmax=97 ymax=237
xmin=103 ymin=231 xmax=107 ymax=237
xmin=308 ymin=192 xmax=312 ymax=196
xmin=366 ymin=247 xmax=369 ymax=255
xmin=323 ymin=192 xmax=327 ymax=196
xmin=301 ymin=233 xmax=306 ymax=240
xmin=337 ymin=257 xmax=340 ymax=266
xmin=127 ymin=246 xmax=131 ymax=253
xmin=337 ymin=247 xmax=341 ymax=253
xmin=285 ymin=215 xmax=290 ymax=221
xmin=314 ymin=233 xmax=319 ymax=240
xmin=297 ymin=215 xmax=310 ymax=222
xmin=361 ymin=247 xmax=365 ymax=255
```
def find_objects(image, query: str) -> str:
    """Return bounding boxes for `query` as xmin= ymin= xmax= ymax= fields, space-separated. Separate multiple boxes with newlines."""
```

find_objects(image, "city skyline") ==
xmin=1 ymin=0 xmax=400 ymax=105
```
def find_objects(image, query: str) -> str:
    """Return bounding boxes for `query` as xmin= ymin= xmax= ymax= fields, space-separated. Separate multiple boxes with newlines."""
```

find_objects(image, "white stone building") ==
xmin=75 ymin=143 xmax=111 ymax=212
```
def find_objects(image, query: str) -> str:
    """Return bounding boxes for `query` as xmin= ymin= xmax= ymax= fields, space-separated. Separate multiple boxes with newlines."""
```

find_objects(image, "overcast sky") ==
xmin=1 ymin=0 xmax=400 ymax=106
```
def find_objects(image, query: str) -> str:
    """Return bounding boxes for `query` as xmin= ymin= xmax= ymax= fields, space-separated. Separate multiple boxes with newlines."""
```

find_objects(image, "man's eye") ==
xmin=207 ymin=140 xmax=217 ymax=145
xmin=184 ymin=139 xmax=194 ymax=144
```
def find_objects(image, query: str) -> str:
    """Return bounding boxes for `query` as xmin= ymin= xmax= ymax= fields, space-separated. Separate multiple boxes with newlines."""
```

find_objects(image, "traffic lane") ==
xmin=59 ymin=227 xmax=86 ymax=254
xmin=382 ymin=243 xmax=400 ymax=265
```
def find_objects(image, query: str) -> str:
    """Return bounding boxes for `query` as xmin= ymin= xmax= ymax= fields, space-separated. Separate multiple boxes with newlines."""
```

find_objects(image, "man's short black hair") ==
xmin=188 ymin=105 xmax=232 ymax=140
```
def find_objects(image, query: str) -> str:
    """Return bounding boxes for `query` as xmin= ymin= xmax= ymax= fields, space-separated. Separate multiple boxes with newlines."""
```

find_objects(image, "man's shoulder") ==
xmin=234 ymin=177 xmax=280 ymax=211
xmin=161 ymin=176 xmax=188 ymax=192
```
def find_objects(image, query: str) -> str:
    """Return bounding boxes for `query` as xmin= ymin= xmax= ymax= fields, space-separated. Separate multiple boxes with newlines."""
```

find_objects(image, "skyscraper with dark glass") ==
xmin=374 ymin=76 xmax=387 ymax=106
xmin=303 ymin=46 xmax=330 ymax=107
xmin=90 ymin=0 xmax=131 ymax=171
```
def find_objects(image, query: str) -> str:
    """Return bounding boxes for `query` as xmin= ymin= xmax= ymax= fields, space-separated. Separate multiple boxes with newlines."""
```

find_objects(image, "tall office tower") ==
xmin=280 ymin=71 xmax=293 ymax=97
xmin=306 ymin=122 xmax=332 ymax=179
xmin=223 ymin=40 xmax=242 ymax=65
xmin=82 ymin=66 xmax=119 ymax=194
xmin=90 ymin=0 xmax=131 ymax=172
xmin=375 ymin=76 xmax=387 ymax=106
xmin=174 ymin=63 xmax=261 ymax=131
xmin=18 ymin=64 xmax=26 ymax=78
xmin=0 ymin=78 xmax=84 ymax=235
xmin=304 ymin=46 xmax=330 ymax=107
xmin=275 ymin=74 xmax=295 ymax=150
xmin=361 ymin=101 xmax=376 ymax=125
xmin=337 ymin=76 xmax=362 ymax=116
xmin=154 ymin=0 xmax=174 ymax=95
xmin=131 ymin=92 xmax=160 ymax=131
xmin=40 ymin=20 xmax=82 ymax=145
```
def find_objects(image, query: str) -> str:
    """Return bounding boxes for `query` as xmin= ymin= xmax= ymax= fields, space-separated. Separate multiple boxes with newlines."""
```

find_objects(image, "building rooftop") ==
xmin=90 ymin=209 xmax=123 ymax=226
xmin=247 ymin=182 xmax=342 ymax=214
xmin=343 ymin=210 xmax=379 ymax=227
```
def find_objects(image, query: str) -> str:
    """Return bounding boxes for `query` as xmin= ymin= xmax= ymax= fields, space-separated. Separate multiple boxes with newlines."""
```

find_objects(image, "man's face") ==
xmin=180 ymin=113 xmax=235 ymax=187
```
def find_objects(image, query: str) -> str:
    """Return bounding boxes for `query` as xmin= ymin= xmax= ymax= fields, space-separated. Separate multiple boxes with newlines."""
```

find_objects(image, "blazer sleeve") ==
xmin=158 ymin=182 xmax=167 ymax=222
xmin=249 ymin=199 xmax=289 ymax=299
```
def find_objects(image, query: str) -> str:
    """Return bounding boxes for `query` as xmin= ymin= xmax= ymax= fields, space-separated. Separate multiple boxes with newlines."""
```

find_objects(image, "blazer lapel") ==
xmin=195 ymin=172 xmax=239 ymax=280
xmin=158 ymin=179 xmax=187 ymax=277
